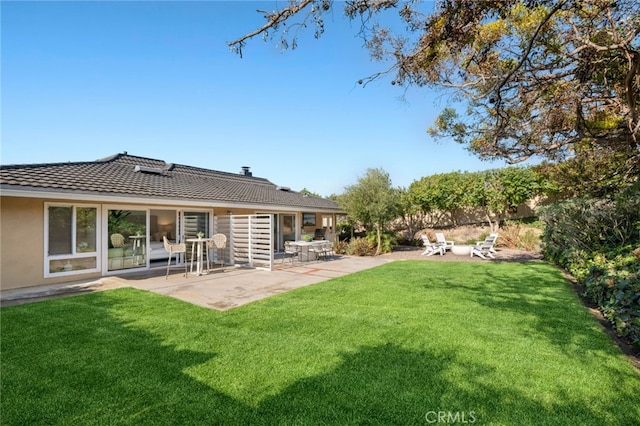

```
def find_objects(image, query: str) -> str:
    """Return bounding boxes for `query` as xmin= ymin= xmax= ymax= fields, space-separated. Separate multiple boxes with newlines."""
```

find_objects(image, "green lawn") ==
xmin=2 ymin=261 xmax=639 ymax=425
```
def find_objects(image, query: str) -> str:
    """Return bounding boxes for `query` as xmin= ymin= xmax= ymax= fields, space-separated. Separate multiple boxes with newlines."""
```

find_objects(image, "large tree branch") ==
xmin=227 ymin=0 xmax=316 ymax=57
xmin=625 ymin=50 xmax=640 ymax=142
xmin=491 ymin=0 xmax=570 ymax=116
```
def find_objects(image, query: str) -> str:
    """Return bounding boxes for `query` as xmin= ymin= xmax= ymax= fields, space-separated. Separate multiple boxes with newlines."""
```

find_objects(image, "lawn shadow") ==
xmin=432 ymin=261 xmax=640 ymax=377
xmin=1 ymin=289 xmax=252 ymax=425
xmin=3 ymin=276 xmax=639 ymax=425
xmin=255 ymin=343 xmax=633 ymax=425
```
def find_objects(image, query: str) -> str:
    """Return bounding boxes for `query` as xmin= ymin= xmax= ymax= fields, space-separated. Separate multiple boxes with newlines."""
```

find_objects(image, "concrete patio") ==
xmin=0 ymin=256 xmax=391 ymax=310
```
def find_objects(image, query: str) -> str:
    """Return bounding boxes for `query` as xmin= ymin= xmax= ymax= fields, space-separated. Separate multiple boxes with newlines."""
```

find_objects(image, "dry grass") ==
xmin=421 ymin=223 xmax=543 ymax=252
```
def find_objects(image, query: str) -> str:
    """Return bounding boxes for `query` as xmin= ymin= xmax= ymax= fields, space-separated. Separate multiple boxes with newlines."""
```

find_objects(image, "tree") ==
xmin=471 ymin=167 xmax=543 ymax=232
xmin=396 ymin=187 xmax=425 ymax=241
xmin=230 ymin=1 xmax=640 ymax=190
xmin=338 ymin=168 xmax=401 ymax=255
xmin=408 ymin=171 xmax=476 ymax=226
xmin=299 ymin=187 xmax=322 ymax=197
xmin=408 ymin=167 xmax=543 ymax=231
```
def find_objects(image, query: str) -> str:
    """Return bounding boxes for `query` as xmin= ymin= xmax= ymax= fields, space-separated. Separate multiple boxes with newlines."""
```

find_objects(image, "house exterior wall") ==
xmin=1 ymin=196 xmax=341 ymax=291
xmin=1 ymin=197 xmax=104 ymax=290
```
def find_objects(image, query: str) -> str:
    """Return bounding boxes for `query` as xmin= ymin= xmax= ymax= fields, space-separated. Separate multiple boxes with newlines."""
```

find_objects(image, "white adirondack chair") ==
xmin=471 ymin=234 xmax=498 ymax=259
xmin=421 ymin=235 xmax=445 ymax=256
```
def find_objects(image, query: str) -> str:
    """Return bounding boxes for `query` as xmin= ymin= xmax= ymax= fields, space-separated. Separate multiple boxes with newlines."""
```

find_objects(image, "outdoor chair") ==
xmin=109 ymin=233 xmax=134 ymax=269
xmin=322 ymin=241 xmax=335 ymax=260
xmin=163 ymin=236 xmax=188 ymax=279
xmin=282 ymin=241 xmax=300 ymax=264
xmin=207 ymin=233 xmax=227 ymax=272
xmin=476 ymin=233 xmax=499 ymax=255
xmin=110 ymin=233 xmax=126 ymax=248
xmin=309 ymin=242 xmax=329 ymax=261
xmin=421 ymin=235 xmax=445 ymax=256
xmin=471 ymin=234 xmax=498 ymax=259
xmin=435 ymin=232 xmax=455 ymax=251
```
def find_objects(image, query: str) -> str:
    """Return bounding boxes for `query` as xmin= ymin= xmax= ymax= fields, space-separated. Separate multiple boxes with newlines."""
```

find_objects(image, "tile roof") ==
xmin=0 ymin=153 xmax=341 ymax=211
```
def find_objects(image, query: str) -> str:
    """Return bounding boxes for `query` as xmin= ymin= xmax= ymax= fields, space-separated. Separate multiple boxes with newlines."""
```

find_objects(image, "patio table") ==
xmin=289 ymin=240 xmax=326 ymax=262
xmin=186 ymin=237 xmax=214 ymax=275
xmin=129 ymin=235 xmax=146 ymax=265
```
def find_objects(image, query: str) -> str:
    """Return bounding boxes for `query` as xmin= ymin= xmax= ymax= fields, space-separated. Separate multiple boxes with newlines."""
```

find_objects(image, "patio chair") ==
xmin=282 ymin=241 xmax=300 ymax=264
xmin=110 ymin=233 xmax=126 ymax=248
xmin=471 ymin=234 xmax=498 ymax=259
xmin=163 ymin=236 xmax=188 ymax=279
xmin=476 ymin=233 xmax=499 ymax=255
xmin=308 ymin=241 xmax=329 ymax=261
xmin=435 ymin=232 xmax=455 ymax=251
xmin=109 ymin=233 xmax=133 ymax=269
xmin=322 ymin=241 xmax=335 ymax=260
xmin=207 ymin=233 xmax=227 ymax=272
xmin=421 ymin=235 xmax=445 ymax=256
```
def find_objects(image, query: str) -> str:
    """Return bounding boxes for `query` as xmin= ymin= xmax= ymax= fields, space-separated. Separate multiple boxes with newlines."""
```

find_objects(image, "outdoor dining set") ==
xmin=281 ymin=239 xmax=335 ymax=264
xmin=162 ymin=233 xmax=337 ymax=278
xmin=421 ymin=232 xmax=499 ymax=259
xmin=163 ymin=234 xmax=227 ymax=279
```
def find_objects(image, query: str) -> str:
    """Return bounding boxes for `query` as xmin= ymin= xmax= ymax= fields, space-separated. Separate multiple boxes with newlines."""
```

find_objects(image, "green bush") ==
xmin=366 ymin=231 xmax=397 ymax=254
xmin=336 ymin=221 xmax=353 ymax=241
xmin=539 ymin=182 xmax=640 ymax=348
xmin=584 ymin=255 xmax=640 ymax=346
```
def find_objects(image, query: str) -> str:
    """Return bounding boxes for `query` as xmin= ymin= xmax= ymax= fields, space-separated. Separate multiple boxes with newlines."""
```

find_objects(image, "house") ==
xmin=0 ymin=152 xmax=343 ymax=290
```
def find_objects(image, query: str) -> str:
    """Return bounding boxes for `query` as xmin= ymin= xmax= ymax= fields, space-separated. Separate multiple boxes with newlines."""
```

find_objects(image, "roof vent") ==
xmin=276 ymin=186 xmax=291 ymax=191
xmin=240 ymin=166 xmax=252 ymax=177
xmin=134 ymin=165 xmax=163 ymax=174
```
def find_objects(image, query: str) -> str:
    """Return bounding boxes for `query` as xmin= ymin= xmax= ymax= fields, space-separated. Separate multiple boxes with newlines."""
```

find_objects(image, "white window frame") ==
xmin=103 ymin=205 xmax=150 ymax=275
xmin=44 ymin=202 xmax=101 ymax=277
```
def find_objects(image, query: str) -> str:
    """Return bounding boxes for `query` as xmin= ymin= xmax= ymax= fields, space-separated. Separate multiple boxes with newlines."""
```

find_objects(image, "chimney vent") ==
xmin=240 ymin=166 xmax=252 ymax=177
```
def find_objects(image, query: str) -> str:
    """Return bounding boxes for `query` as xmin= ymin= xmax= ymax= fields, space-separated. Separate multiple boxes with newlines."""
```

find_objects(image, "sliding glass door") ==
xmin=107 ymin=209 xmax=147 ymax=272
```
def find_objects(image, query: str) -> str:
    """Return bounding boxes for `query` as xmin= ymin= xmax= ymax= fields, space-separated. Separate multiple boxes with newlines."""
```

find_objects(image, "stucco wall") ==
xmin=0 ymin=197 xmax=100 ymax=290
xmin=0 ymin=198 xmax=338 ymax=291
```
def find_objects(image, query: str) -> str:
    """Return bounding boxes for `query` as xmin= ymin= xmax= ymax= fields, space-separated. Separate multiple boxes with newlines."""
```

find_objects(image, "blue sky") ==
xmin=2 ymin=1 xmax=510 ymax=196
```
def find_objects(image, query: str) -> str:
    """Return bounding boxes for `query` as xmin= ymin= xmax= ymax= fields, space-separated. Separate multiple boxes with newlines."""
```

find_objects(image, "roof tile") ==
xmin=1 ymin=153 xmax=341 ymax=211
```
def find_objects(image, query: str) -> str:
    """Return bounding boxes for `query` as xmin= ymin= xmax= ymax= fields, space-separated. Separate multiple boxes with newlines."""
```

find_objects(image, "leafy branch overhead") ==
xmin=229 ymin=0 xmax=640 ymax=185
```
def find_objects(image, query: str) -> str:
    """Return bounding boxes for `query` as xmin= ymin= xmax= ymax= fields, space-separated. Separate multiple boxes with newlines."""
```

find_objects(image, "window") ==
xmin=302 ymin=213 xmax=316 ymax=227
xmin=45 ymin=204 xmax=99 ymax=276
xmin=107 ymin=209 xmax=147 ymax=271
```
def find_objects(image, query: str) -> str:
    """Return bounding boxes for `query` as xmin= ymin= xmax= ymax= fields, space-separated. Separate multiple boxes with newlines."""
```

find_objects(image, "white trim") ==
xmin=103 ymin=205 xmax=150 ymax=276
xmin=44 ymin=202 xmax=102 ymax=278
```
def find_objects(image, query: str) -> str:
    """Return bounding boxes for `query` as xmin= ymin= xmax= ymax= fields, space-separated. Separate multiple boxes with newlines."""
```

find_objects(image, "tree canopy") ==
xmin=230 ymin=0 xmax=640 ymax=190
xmin=408 ymin=167 xmax=543 ymax=231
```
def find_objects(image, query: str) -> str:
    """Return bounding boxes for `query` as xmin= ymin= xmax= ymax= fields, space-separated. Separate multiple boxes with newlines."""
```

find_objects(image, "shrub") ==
xmin=499 ymin=221 xmax=542 ymax=251
xmin=336 ymin=222 xmax=353 ymax=241
xmin=334 ymin=240 xmax=349 ymax=255
xmin=583 ymin=255 xmax=640 ymax=347
xmin=346 ymin=237 xmax=376 ymax=256
xmin=366 ymin=231 xmax=397 ymax=254
xmin=539 ymin=182 xmax=640 ymax=348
